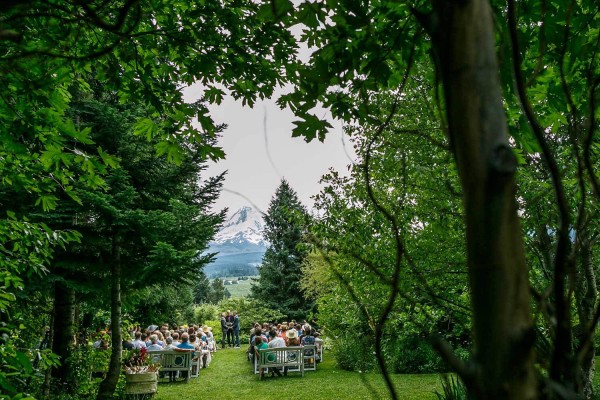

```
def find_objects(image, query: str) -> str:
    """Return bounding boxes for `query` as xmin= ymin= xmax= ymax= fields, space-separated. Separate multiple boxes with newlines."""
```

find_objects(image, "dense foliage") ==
xmin=1 ymin=0 xmax=599 ymax=399
xmin=0 ymin=1 xmax=295 ymax=398
xmin=303 ymin=80 xmax=470 ymax=374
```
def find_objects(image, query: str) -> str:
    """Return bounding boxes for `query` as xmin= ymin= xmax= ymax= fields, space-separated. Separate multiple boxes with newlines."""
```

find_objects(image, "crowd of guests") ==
xmin=93 ymin=323 xmax=218 ymax=369
xmin=248 ymin=320 xmax=323 ymax=377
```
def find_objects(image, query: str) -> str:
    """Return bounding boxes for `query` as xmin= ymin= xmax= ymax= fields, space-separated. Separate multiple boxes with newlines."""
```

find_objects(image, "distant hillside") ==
xmin=204 ymin=251 xmax=263 ymax=278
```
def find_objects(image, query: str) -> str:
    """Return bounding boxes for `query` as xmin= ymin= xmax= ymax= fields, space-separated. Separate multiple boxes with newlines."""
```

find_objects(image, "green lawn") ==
xmin=155 ymin=348 xmax=442 ymax=400
xmin=223 ymin=277 xmax=255 ymax=298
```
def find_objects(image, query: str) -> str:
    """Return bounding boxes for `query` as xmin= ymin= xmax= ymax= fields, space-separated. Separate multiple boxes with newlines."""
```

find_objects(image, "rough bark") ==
xmin=96 ymin=234 xmax=122 ymax=400
xmin=423 ymin=0 xmax=537 ymax=397
xmin=51 ymin=280 xmax=75 ymax=393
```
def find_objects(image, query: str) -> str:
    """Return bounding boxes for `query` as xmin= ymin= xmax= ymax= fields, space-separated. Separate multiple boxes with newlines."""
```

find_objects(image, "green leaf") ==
xmin=297 ymin=4 xmax=320 ymax=28
xmin=291 ymin=113 xmax=333 ymax=142
xmin=35 ymin=195 xmax=58 ymax=211
xmin=204 ymin=87 xmax=225 ymax=104
xmin=133 ymin=118 xmax=158 ymax=140
xmin=97 ymin=147 xmax=120 ymax=169
xmin=15 ymin=351 xmax=33 ymax=374
xmin=156 ymin=141 xmax=184 ymax=165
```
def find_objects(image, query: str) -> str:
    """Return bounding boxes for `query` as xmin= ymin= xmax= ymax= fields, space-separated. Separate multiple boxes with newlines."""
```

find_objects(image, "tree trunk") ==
xmin=424 ymin=0 xmax=537 ymax=397
xmin=97 ymin=234 xmax=122 ymax=400
xmin=575 ymin=239 xmax=597 ymax=399
xmin=51 ymin=280 xmax=75 ymax=393
xmin=43 ymin=313 xmax=54 ymax=397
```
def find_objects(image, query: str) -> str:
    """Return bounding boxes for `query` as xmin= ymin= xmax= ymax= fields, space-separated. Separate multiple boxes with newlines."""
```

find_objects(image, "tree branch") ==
xmin=508 ymin=0 xmax=572 ymax=382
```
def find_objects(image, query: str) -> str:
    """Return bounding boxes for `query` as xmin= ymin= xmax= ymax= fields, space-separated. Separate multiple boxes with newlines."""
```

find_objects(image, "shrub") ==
xmin=331 ymin=336 xmax=376 ymax=372
xmin=193 ymin=303 xmax=219 ymax=323
xmin=385 ymin=335 xmax=445 ymax=374
xmin=434 ymin=375 xmax=466 ymax=400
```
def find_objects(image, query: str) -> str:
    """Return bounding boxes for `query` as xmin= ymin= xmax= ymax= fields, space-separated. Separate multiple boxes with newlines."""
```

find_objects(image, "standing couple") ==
xmin=220 ymin=310 xmax=240 ymax=348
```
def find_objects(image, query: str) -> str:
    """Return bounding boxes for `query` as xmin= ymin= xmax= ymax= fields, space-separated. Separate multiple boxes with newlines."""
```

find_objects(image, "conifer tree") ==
xmin=251 ymin=180 xmax=311 ymax=320
xmin=209 ymin=279 xmax=227 ymax=304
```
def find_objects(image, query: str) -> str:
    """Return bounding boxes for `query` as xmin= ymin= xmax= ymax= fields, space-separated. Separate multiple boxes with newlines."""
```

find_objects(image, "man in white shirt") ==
xmin=132 ymin=331 xmax=146 ymax=349
xmin=267 ymin=328 xmax=286 ymax=348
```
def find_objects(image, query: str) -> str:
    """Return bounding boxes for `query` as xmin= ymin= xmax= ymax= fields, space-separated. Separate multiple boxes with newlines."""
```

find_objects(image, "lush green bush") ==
xmin=313 ymin=282 xmax=468 ymax=374
xmin=385 ymin=335 xmax=445 ymax=374
xmin=31 ymin=345 xmax=126 ymax=400
xmin=328 ymin=333 xmax=448 ymax=374
xmin=192 ymin=303 xmax=219 ymax=324
xmin=331 ymin=335 xmax=377 ymax=372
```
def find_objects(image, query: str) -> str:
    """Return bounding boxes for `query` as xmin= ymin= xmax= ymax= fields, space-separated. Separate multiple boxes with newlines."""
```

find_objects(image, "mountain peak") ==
xmin=215 ymin=206 xmax=265 ymax=246
xmin=228 ymin=206 xmax=253 ymax=226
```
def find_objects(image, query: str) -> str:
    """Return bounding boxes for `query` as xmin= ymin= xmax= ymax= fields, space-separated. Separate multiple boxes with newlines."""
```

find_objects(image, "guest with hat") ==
xmin=286 ymin=328 xmax=299 ymax=346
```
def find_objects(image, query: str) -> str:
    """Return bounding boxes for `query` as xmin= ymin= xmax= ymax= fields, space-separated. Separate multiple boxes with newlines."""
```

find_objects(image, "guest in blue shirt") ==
xmin=177 ymin=333 xmax=195 ymax=352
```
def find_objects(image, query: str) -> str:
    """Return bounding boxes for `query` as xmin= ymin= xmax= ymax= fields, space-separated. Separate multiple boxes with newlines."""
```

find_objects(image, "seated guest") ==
xmin=314 ymin=331 xmax=324 ymax=362
xmin=279 ymin=324 xmax=288 ymax=340
xmin=164 ymin=336 xmax=178 ymax=350
xmin=204 ymin=326 xmax=216 ymax=353
xmin=248 ymin=327 xmax=258 ymax=364
xmin=268 ymin=329 xmax=285 ymax=348
xmin=301 ymin=326 xmax=315 ymax=343
xmin=132 ymin=331 xmax=146 ymax=349
xmin=195 ymin=333 xmax=210 ymax=368
xmin=176 ymin=332 xmax=196 ymax=380
xmin=301 ymin=327 xmax=316 ymax=357
xmin=146 ymin=334 xmax=163 ymax=351
xmin=286 ymin=329 xmax=300 ymax=346
xmin=153 ymin=330 xmax=165 ymax=347
xmin=171 ymin=332 xmax=181 ymax=345
xmin=255 ymin=336 xmax=280 ymax=378
xmin=189 ymin=333 xmax=199 ymax=348
xmin=254 ymin=335 xmax=268 ymax=354
xmin=177 ymin=333 xmax=195 ymax=352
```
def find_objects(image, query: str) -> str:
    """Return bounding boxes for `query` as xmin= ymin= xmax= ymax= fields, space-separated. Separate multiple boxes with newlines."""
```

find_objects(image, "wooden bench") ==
xmin=256 ymin=346 xmax=305 ymax=379
xmin=147 ymin=350 xmax=193 ymax=383
xmin=302 ymin=345 xmax=317 ymax=371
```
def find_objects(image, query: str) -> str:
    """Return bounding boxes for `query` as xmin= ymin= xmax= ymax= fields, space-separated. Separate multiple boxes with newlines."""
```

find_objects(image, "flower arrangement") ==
xmin=123 ymin=348 xmax=160 ymax=374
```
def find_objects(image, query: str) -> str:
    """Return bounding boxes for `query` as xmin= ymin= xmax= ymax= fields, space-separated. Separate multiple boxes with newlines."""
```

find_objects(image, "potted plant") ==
xmin=122 ymin=348 xmax=160 ymax=398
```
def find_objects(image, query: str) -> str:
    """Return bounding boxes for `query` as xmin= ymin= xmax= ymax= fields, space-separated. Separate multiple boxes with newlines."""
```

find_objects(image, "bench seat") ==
xmin=256 ymin=346 xmax=306 ymax=379
xmin=147 ymin=349 xmax=193 ymax=383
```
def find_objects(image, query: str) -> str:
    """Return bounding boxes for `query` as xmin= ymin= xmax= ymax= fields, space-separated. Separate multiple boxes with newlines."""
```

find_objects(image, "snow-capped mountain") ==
xmin=205 ymin=206 xmax=266 ymax=277
xmin=214 ymin=206 xmax=266 ymax=248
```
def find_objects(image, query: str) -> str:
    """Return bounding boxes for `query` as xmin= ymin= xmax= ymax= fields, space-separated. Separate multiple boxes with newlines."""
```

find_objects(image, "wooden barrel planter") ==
xmin=124 ymin=372 xmax=158 ymax=397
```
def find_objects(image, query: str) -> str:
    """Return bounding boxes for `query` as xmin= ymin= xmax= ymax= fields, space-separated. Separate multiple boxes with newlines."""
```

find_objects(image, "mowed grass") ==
xmin=223 ymin=277 xmax=255 ymax=298
xmin=155 ymin=347 xmax=442 ymax=400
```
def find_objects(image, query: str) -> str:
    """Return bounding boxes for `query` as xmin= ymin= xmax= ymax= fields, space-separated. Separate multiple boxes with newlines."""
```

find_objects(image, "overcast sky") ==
xmin=183 ymin=86 xmax=355 ymax=216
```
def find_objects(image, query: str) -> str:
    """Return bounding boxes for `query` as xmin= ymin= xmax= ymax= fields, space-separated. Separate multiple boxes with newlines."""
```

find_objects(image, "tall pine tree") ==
xmin=251 ymin=180 xmax=311 ymax=320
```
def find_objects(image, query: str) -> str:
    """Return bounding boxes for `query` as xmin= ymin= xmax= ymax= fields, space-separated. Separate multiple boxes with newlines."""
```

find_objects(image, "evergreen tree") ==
xmin=251 ymin=180 xmax=312 ymax=320
xmin=209 ymin=279 xmax=227 ymax=304
xmin=193 ymin=273 xmax=212 ymax=304
xmin=16 ymin=96 xmax=226 ymax=397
